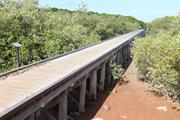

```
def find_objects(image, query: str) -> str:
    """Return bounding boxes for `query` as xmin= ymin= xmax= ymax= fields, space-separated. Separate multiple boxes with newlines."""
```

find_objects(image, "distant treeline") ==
xmin=0 ymin=0 xmax=145 ymax=72
xmin=132 ymin=16 xmax=180 ymax=100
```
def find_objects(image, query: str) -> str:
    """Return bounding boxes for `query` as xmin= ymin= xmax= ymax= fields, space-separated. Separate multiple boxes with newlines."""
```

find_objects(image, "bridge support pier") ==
xmin=116 ymin=51 xmax=120 ymax=65
xmin=106 ymin=59 xmax=112 ymax=89
xmin=89 ymin=69 xmax=97 ymax=100
xmin=120 ymin=50 xmax=123 ymax=65
xmin=124 ymin=46 xmax=127 ymax=66
xmin=79 ymin=77 xmax=87 ymax=113
xmin=124 ymin=44 xmax=130 ymax=66
xmin=118 ymin=50 xmax=122 ymax=66
xmin=58 ymin=90 xmax=67 ymax=120
xmin=99 ymin=62 xmax=106 ymax=91
xmin=122 ymin=47 xmax=126 ymax=68
xmin=115 ymin=52 xmax=118 ymax=64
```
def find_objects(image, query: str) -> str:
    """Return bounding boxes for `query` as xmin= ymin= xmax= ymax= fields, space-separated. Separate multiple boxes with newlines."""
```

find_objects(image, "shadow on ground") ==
xmin=75 ymin=60 xmax=132 ymax=120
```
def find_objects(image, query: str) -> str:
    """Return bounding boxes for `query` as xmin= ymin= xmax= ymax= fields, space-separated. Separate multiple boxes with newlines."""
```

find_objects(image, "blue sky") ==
xmin=39 ymin=0 xmax=180 ymax=22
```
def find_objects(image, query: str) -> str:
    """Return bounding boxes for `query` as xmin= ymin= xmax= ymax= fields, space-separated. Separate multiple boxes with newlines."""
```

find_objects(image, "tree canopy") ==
xmin=0 ymin=0 xmax=145 ymax=72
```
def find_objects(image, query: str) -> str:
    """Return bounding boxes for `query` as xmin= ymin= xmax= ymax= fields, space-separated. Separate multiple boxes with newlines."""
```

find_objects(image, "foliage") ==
xmin=147 ymin=16 xmax=180 ymax=35
xmin=110 ymin=55 xmax=124 ymax=80
xmin=132 ymin=16 xmax=180 ymax=100
xmin=0 ymin=0 xmax=145 ymax=73
xmin=110 ymin=63 xmax=124 ymax=80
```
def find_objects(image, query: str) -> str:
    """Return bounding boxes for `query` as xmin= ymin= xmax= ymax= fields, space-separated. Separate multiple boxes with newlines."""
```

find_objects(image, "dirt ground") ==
xmin=76 ymin=63 xmax=180 ymax=120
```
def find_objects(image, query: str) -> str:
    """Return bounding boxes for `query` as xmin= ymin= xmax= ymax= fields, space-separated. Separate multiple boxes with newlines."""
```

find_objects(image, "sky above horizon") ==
xmin=39 ymin=0 xmax=180 ymax=22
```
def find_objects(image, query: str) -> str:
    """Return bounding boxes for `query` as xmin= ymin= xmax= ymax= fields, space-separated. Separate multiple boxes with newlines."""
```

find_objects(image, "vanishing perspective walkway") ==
xmin=76 ymin=63 xmax=180 ymax=120
xmin=0 ymin=30 xmax=144 ymax=120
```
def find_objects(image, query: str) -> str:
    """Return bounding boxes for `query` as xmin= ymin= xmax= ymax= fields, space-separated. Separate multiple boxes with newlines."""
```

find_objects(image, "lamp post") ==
xmin=12 ymin=41 xmax=21 ymax=68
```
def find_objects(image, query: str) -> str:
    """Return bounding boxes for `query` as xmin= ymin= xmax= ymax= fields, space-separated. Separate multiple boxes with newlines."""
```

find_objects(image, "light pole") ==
xmin=12 ymin=41 xmax=21 ymax=68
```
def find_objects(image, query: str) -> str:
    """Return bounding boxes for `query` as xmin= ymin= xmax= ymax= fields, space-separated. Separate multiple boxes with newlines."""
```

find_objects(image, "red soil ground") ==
xmin=76 ymin=63 xmax=180 ymax=120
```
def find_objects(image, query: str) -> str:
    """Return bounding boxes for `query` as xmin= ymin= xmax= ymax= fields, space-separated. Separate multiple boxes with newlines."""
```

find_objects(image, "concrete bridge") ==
xmin=0 ymin=29 xmax=145 ymax=120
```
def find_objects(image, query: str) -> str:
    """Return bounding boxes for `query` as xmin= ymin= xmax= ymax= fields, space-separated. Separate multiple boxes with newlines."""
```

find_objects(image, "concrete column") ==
xmin=79 ymin=77 xmax=87 ymax=113
xmin=34 ymin=110 xmax=41 ymax=120
xmin=124 ymin=46 xmax=127 ymax=65
xmin=127 ymin=44 xmax=131 ymax=61
xmin=115 ymin=53 xmax=118 ymax=64
xmin=89 ymin=69 xmax=97 ymax=100
xmin=120 ymin=50 xmax=123 ymax=65
xmin=106 ymin=59 xmax=112 ymax=88
xmin=122 ymin=47 xmax=126 ymax=68
xmin=125 ymin=45 xmax=130 ymax=64
xmin=116 ymin=51 xmax=120 ymax=65
xmin=58 ymin=90 xmax=67 ymax=120
xmin=99 ymin=62 xmax=106 ymax=91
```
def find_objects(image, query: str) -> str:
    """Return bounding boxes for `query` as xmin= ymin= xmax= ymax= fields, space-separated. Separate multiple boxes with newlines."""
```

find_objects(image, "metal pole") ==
xmin=12 ymin=41 xmax=21 ymax=68
xmin=16 ymin=47 xmax=20 ymax=67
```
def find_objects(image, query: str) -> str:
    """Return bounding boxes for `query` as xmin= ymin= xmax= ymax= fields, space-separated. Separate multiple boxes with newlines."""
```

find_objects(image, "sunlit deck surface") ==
xmin=0 ymin=30 xmax=143 ymax=118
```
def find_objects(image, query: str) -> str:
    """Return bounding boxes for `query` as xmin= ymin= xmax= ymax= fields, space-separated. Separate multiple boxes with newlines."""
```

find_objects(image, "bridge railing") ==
xmin=0 ymin=29 xmax=144 ymax=80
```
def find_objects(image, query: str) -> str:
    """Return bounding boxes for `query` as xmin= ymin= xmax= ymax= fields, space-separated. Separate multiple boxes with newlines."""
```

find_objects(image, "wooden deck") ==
xmin=0 ymin=29 xmax=144 ymax=120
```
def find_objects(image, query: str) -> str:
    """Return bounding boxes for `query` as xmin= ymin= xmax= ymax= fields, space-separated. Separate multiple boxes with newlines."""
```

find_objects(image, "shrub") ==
xmin=110 ymin=63 xmax=124 ymax=80
xmin=110 ymin=55 xmax=124 ymax=80
xmin=132 ymin=31 xmax=180 ymax=100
